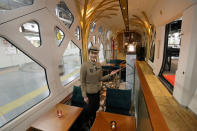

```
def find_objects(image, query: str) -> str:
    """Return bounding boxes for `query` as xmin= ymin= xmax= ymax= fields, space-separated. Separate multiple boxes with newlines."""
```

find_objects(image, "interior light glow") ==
xmin=127 ymin=44 xmax=135 ymax=52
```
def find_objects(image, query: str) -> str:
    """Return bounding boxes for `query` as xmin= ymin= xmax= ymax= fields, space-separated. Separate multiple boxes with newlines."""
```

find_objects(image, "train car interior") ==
xmin=0 ymin=0 xmax=197 ymax=131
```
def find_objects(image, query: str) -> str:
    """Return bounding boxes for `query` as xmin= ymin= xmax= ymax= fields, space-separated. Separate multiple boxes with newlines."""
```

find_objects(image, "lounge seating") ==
xmin=71 ymin=86 xmax=85 ymax=108
xmin=105 ymin=88 xmax=131 ymax=116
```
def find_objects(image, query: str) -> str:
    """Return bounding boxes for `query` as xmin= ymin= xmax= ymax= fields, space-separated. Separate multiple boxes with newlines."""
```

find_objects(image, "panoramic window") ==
xmin=99 ymin=44 xmax=105 ymax=63
xmin=55 ymin=27 xmax=65 ymax=46
xmin=0 ymin=0 xmax=34 ymax=10
xmin=59 ymin=41 xmax=81 ymax=86
xmin=0 ymin=37 xmax=49 ymax=127
xmin=19 ymin=21 xmax=41 ymax=47
xmin=55 ymin=1 xmax=74 ymax=28
xmin=75 ymin=26 xmax=80 ymax=40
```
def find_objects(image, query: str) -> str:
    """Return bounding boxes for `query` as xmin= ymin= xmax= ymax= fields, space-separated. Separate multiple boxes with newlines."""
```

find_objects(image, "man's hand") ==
xmin=84 ymin=97 xmax=89 ymax=104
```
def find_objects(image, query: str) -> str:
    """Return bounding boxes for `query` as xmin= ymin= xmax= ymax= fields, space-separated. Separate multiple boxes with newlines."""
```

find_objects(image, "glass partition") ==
xmin=133 ymin=65 xmax=153 ymax=131
xmin=0 ymin=37 xmax=49 ymax=127
xmin=137 ymin=89 xmax=152 ymax=131
xmin=59 ymin=41 xmax=81 ymax=86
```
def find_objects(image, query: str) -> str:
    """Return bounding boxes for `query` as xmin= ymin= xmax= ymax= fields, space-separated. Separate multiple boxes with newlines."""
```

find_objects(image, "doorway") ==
xmin=159 ymin=19 xmax=182 ymax=93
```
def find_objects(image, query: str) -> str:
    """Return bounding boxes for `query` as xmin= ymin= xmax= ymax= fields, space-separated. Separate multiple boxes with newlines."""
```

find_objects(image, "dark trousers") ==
xmin=70 ymin=92 xmax=100 ymax=130
xmin=86 ymin=91 xmax=100 ymax=121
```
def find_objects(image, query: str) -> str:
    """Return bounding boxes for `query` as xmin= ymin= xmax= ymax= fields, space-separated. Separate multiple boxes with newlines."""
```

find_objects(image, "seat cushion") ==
xmin=71 ymin=86 xmax=85 ymax=107
xmin=106 ymin=88 xmax=131 ymax=114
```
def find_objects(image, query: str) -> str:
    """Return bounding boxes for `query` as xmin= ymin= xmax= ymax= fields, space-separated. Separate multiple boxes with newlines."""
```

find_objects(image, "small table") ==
xmin=91 ymin=111 xmax=136 ymax=131
xmin=31 ymin=104 xmax=83 ymax=131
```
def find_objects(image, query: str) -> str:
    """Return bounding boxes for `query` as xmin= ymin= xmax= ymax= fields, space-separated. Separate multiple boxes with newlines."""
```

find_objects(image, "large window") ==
xmin=0 ymin=37 xmax=49 ymax=127
xmin=55 ymin=1 xmax=74 ymax=28
xmin=59 ymin=41 xmax=81 ymax=86
xmin=19 ymin=21 xmax=41 ymax=47
xmin=0 ymin=0 xmax=34 ymax=10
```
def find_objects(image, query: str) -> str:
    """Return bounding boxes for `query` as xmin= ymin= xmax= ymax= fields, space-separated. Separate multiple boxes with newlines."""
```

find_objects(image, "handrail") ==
xmin=135 ymin=61 xmax=169 ymax=131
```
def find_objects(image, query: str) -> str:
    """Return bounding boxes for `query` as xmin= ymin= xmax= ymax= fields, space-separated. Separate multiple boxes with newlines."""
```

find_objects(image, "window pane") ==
xmin=98 ymin=37 xmax=100 ymax=44
xmin=93 ymin=36 xmax=96 ymax=45
xmin=55 ymin=1 xmax=74 ymax=28
xmin=0 ymin=0 xmax=34 ymax=10
xmin=99 ymin=26 xmax=103 ymax=35
xmin=19 ymin=21 xmax=41 ymax=47
xmin=59 ymin=41 xmax=81 ymax=86
xmin=55 ymin=27 xmax=65 ymax=46
xmin=88 ymin=42 xmax=93 ymax=49
xmin=75 ymin=26 xmax=80 ymax=40
xmin=90 ymin=22 xmax=96 ymax=33
xmin=0 ymin=37 xmax=49 ymax=127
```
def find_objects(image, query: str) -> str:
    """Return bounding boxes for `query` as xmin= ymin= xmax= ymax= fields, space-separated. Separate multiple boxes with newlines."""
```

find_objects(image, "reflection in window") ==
xmin=55 ymin=27 xmax=65 ymax=46
xmin=0 ymin=0 xmax=34 ymax=10
xmin=75 ymin=26 xmax=80 ymax=40
xmin=19 ymin=21 xmax=41 ymax=47
xmin=88 ymin=42 xmax=93 ymax=49
xmin=0 ymin=37 xmax=49 ymax=127
xmin=59 ymin=41 xmax=81 ymax=86
xmin=99 ymin=44 xmax=105 ymax=63
xmin=55 ymin=1 xmax=74 ymax=28
xmin=90 ymin=22 xmax=96 ymax=33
